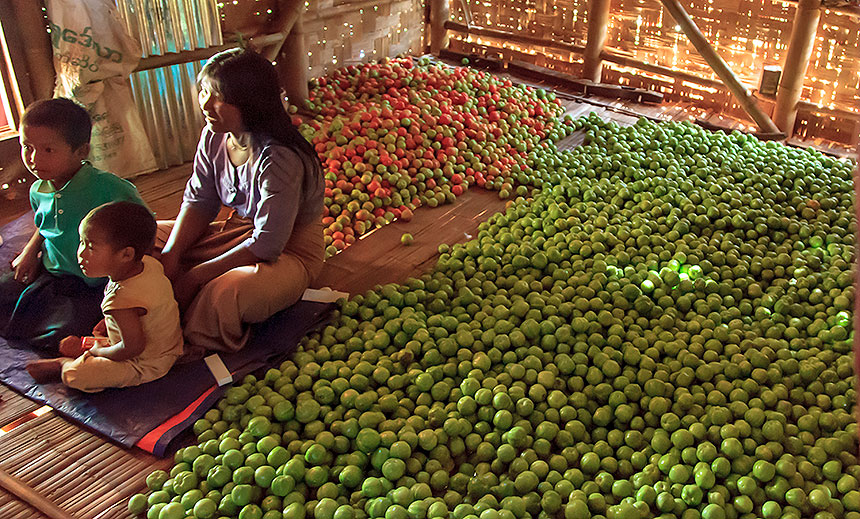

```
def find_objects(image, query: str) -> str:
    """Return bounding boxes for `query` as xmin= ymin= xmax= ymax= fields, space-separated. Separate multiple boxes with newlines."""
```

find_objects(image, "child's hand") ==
xmin=11 ymin=249 xmax=40 ymax=285
xmin=59 ymin=335 xmax=85 ymax=358
xmin=88 ymin=308 xmax=146 ymax=361
xmin=92 ymin=319 xmax=108 ymax=337
xmin=11 ymin=230 xmax=43 ymax=284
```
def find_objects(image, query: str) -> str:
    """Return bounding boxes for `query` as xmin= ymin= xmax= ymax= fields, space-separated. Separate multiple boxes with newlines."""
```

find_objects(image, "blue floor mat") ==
xmin=0 ymin=213 xmax=35 ymax=266
xmin=0 ymin=213 xmax=333 ymax=455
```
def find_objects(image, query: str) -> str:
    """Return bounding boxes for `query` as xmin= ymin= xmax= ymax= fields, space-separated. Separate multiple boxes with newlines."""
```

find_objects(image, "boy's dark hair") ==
xmin=85 ymin=202 xmax=156 ymax=261
xmin=21 ymin=98 xmax=92 ymax=149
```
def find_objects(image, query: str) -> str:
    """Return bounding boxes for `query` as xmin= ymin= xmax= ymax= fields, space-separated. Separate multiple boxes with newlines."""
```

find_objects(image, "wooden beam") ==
xmin=133 ymin=33 xmax=287 ymax=73
xmin=280 ymin=14 xmax=309 ymax=104
xmin=430 ymin=0 xmax=451 ymax=54
xmin=658 ymin=0 xmax=780 ymax=134
xmin=581 ymin=0 xmax=613 ymax=82
xmin=8 ymin=0 xmax=54 ymax=100
xmin=445 ymin=21 xmax=586 ymax=55
xmin=797 ymin=99 xmax=860 ymax=121
xmin=0 ymin=468 xmax=73 ymax=519
xmin=773 ymin=0 xmax=821 ymax=136
xmin=600 ymin=50 xmax=726 ymax=90
xmin=261 ymin=0 xmax=305 ymax=62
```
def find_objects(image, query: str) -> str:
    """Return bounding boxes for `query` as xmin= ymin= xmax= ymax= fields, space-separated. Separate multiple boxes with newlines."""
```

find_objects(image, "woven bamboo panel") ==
xmin=219 ymin=0 xmax=280 ymax=37
xmin=805 ymin=9 xmax=860 ymax=109
xmin=304 ymin=0 xmax=424 ymax=78
xmin=462 ymin=0 xmax=589 ymax=45
xmin=0 ymin=385 xmax=40 ymax=428
xmin=0 ymin=413 xmax=171 ymax=519
xmin=217 ymin=0 xmax=424 ymax=79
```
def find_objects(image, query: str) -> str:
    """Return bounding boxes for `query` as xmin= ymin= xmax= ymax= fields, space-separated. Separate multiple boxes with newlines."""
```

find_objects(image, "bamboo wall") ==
xmin=220 ymin=0 xmax=425 ymax=79
xmin=449 ymin=0 xmax=860 ymax=145
xmin=304 ymin=0 xmax=424 ymax=77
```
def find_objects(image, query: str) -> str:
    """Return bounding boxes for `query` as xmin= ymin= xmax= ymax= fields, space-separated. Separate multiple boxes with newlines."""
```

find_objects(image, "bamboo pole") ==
xmin=133 ymin=33 xmax=286 ymax=73
xmin=658 ymin=0 xmax=780 ymax=134
xmin=430 ymin=0 xmax=450 ymax=54
xmin=600 ymin=49 xmax=725 ymax=90
xmin=773 ymin=0 xmax=821 ymax=136
xmin=259 ymin=0 xmax=306 ymax=62
xmin=458 ymin=0 xmax=473 ymax=26
xmin=446 ymin=21 xmax=586 ymax=55
xmin=0 ymin=468 xmax=73 ymax=519
xmin=279 ymin=13 xmax=309 ymax=104
xmin=581 ymin=0 xmax=613 ymax=82
xmin=9 ymin=0 xmax=54 ymax=100
xmin=445 ymin=21 xmax=720 ymax=89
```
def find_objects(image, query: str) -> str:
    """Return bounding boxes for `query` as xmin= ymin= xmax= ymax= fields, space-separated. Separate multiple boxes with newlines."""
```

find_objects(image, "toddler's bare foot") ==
xmin=26 ymin=359 xmax=64 ymax=383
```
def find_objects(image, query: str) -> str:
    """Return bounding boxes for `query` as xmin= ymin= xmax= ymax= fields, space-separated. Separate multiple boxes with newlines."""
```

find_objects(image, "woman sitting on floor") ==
xmin=157 ymin=48 xmax=324 ymax=353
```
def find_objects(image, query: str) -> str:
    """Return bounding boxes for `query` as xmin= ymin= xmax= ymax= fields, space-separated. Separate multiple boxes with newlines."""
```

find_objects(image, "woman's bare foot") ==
xmin=26 ymin=359 xmax=65 ymax=383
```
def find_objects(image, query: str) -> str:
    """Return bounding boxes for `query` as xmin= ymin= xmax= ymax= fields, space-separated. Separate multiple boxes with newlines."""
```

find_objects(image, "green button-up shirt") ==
xmin=30 ymin=162 xmax=147 ymax=286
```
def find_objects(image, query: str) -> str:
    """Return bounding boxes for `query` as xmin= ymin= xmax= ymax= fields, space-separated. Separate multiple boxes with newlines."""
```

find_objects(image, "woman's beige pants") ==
xmin=157 ymin=213 xmax=324 ymax=352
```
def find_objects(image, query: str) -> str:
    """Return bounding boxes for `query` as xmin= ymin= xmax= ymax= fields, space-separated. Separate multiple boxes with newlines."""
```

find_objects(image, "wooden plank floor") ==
xmin=0 ymin=82 xmax=851 ymax=518
xmin=316 ymin=188 xmax=509 ymax=296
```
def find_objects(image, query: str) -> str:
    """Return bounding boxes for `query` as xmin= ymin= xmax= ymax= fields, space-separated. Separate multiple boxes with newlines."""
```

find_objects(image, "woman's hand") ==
xmin=159 ymin=205 xmax=215 ymax=282
xmin=173 ymin=267 xmax=206 ymax=311
xmin=172 ymin=247 xmax=260 ymax=311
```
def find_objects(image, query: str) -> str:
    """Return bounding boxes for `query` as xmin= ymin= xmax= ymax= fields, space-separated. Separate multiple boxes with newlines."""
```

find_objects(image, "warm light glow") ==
xmin=0 ymin=406 xmax=53 ymax=437
xmin=448 ymin=0 xmax=859 ymax=146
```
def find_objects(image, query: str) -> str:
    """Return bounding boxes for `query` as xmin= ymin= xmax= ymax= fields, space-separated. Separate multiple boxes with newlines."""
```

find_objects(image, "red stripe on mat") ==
xmin=136 ymin=386 xmax=217 ymax=452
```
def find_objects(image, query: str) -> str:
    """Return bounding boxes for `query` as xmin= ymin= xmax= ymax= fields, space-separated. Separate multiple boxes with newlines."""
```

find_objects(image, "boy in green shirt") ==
xmin=0 ymin=98 xmax=148 ymax=353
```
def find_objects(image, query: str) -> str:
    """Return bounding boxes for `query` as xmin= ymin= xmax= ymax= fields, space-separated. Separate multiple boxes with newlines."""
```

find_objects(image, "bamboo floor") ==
xmin=0 ymin=83 xmax=854 ymax=519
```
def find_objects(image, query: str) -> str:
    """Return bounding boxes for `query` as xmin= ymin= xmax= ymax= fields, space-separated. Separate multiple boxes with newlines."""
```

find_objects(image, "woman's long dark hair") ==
xmin=199 ymin=48 xmax=321 ymax=179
